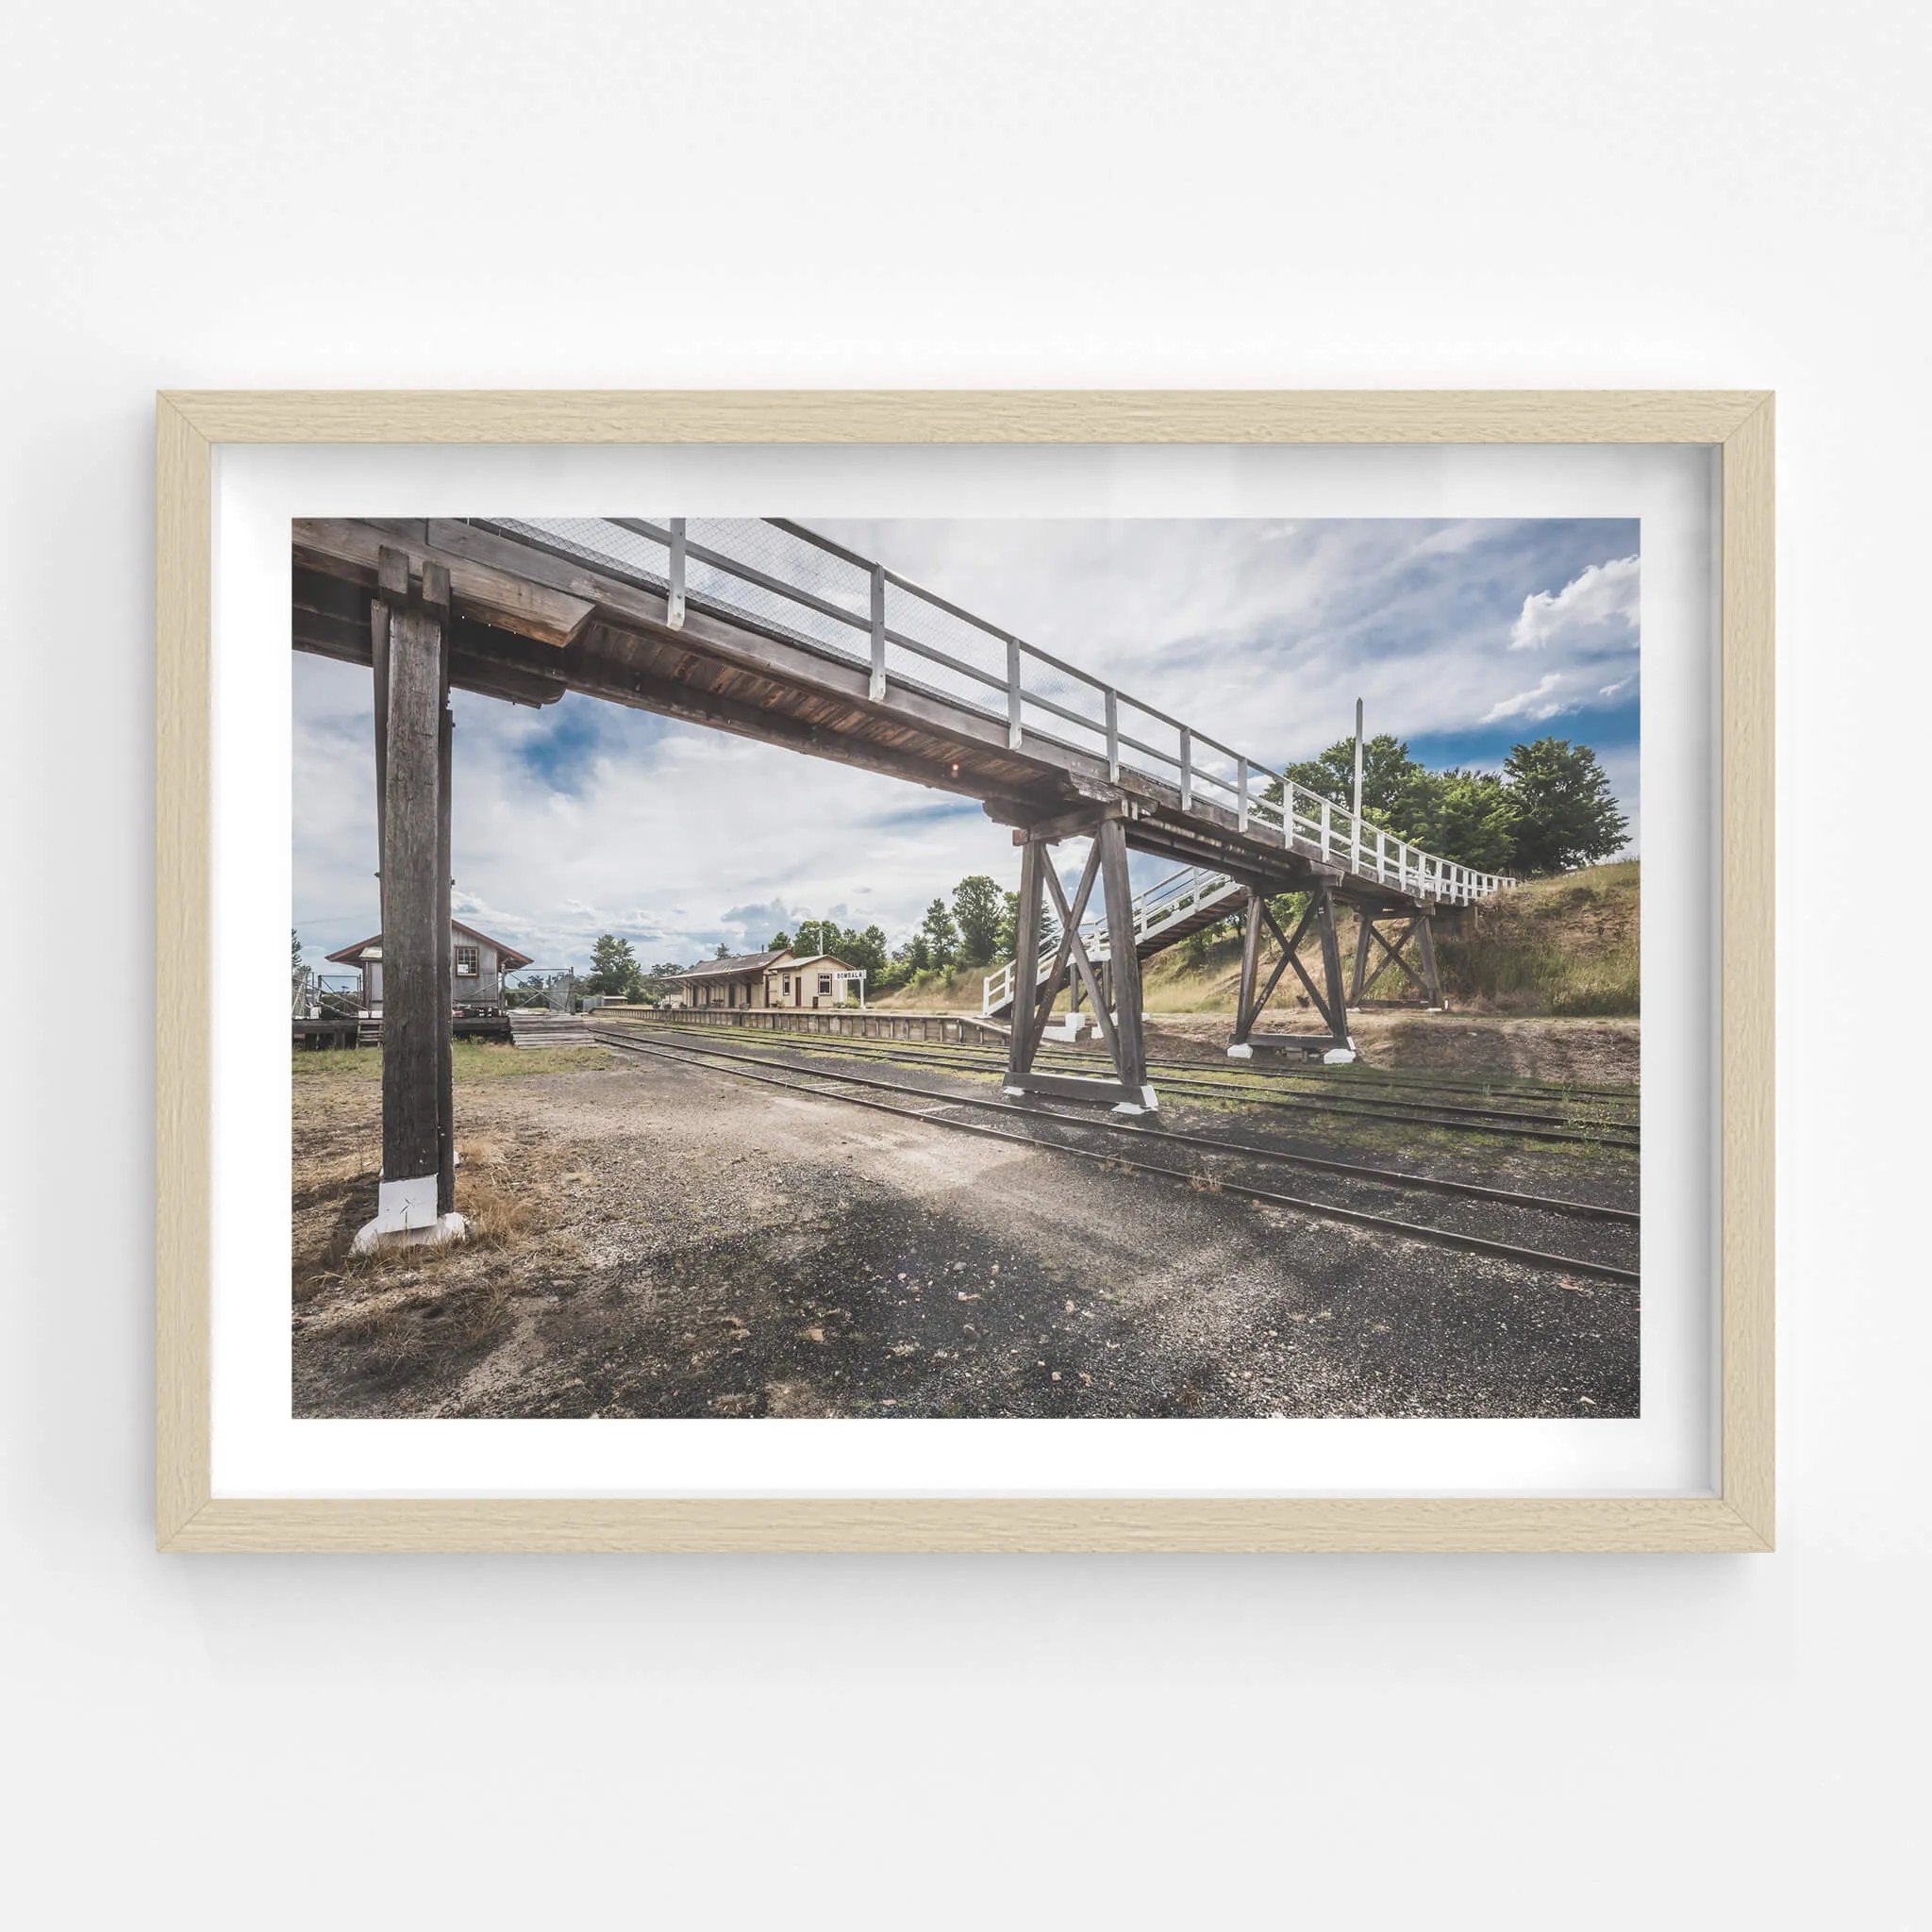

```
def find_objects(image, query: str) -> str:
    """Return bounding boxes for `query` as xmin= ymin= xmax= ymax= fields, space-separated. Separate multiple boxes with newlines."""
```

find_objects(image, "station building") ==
xmin=672 ymin=949 xmax=864 ymax=1010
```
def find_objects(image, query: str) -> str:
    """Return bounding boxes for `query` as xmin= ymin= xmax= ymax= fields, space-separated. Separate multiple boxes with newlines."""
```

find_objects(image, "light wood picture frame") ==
xmin=157 ymin=390 xmax=1774 ymax=1553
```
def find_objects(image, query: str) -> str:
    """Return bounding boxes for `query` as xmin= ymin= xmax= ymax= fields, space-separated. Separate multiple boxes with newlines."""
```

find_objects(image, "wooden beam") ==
xmin=431 ymin=562 xmax=455 ymax=1218
xmin=295 ymin=518 xmax=595 ymax=646
xmin=380 ymin=579 xmax=447 ymax=1201
xmin=1233 ymin=889 xmax=1262 ymax=1043
xmin=1096 ymin=816 xmax=1148 ymax=1096
xmin=1005 ymin=1070 xmax=1142 ymax=1108
xmin=1417 ymin=911 xmax=1441 ymax=1005
xmin=1006 ymin=840 xmax=1043 ymax=1090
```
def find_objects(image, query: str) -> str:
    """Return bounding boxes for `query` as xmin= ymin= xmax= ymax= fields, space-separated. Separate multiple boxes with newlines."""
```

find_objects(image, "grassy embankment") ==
xmin=875 ymin=861 xmax=1641 ymax=1019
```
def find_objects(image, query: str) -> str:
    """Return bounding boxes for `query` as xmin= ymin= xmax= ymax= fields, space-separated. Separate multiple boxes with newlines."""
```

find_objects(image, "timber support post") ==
xmin=1002 ymin=810 xmax=1158 ymax=1113
xmin=355 ymin=549 xmax=465 ymax=1253
xmin=1345 ymin=904 xmax=1445 ymax=1011
xmin=1226 ymin=880 xmax=1356 ymax=1063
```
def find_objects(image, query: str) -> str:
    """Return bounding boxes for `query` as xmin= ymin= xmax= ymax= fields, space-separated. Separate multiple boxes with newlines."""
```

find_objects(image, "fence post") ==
xmin=869 ymin=563 xmax=886 ymax=702
xmin=667 ymin=519 xmax=687 ymax=629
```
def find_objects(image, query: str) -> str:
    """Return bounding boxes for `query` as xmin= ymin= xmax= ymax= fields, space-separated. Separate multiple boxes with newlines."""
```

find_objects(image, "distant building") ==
xmin=325 ymin=920 xmax=534 ymax=1016
xmin=672 ymin=948 xmax=863 ymax=1010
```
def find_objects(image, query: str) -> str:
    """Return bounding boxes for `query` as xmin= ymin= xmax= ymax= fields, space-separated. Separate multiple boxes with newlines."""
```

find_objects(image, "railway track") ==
xmin=591 ymin=1024 xmax=1640 ymax=1285
xmin=604 ymin=1021 xmax=1640 ymax=1148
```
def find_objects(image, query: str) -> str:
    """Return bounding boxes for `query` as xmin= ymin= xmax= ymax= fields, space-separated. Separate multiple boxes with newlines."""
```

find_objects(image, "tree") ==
xmin=586 ymin=933 xmax=643 ymax=998
xmin=919 ymin=896 xmax=958 ymax=969
xmin=767 ymin=929 xmax=792 ymax=952
xmin=1503 ymin=738 xmax=1630 ymax=874
xmin=1406 ymin=768 xmax=1520 ymax=876
xmin=713 ymin=941 xmax=733 ymax=959
xmin=291 ymin=927 xmax=303 ymax=970
xmin=792 ymin=918 xmax=841 ymax=959
xmin=994 ymin=889 xmax=1022 ymax=960
xmin=1281 ymin=733 xmax=1430 ymax=824
xmin=951 ymin=874 xmax=1004 ymax=966
xmin=649 ymin=960 xmax=685 ymax=977
xmin=841 ymin=924 xmax=890 ymax=979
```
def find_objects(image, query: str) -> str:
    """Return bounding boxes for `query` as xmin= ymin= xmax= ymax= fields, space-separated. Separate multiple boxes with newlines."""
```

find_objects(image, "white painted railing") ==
xmin=484 ymin=512 xmax=1517 ymax=936
xmin=981 ymin=864 xmax=1247 ymax=1015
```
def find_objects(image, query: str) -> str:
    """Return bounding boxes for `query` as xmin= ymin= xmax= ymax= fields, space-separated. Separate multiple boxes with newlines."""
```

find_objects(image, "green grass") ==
xmin=1432 ymin=862 xmax=1640 ymax=1016
xmin=292 ymin=1041 xmax=620 ymax=1080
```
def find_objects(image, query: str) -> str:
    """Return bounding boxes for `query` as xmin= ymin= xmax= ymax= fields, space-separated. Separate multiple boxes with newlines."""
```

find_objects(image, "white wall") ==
xmin=0 ymin=4 xmax=1921 ymax=1924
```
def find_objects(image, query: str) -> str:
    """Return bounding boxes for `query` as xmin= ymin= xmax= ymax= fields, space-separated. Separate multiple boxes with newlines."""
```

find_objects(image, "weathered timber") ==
xmin=294 ymin=518 xmax=595 ymax=646
xmin=1005 ymin=839 xmax=1044 ymax=1091
xmin=378 ymin=571 xmax=449 ymax=1201
xmin=1095 ymin=816 xmax=1148 ymax=1096
xmin=1004 ymin=1070 xmax=1143 ymax=1108
xmin=433 ymin=573 xmax=455 ymax=1216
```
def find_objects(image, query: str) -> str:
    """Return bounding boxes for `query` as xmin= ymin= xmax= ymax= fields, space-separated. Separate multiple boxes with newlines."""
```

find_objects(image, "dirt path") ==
xmin=291 ymin=1048 xmax=1639 ymax=1422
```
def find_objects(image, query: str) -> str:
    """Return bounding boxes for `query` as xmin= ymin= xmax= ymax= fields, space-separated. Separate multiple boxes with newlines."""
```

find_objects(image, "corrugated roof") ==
xmin=674 ymin=949 xmax=791 ymax=980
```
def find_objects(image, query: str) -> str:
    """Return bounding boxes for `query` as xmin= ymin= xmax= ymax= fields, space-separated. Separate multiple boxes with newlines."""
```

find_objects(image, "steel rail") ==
xmin=591 ymin=1028 xmax=1640 ymax=1286
xmin=659 ymin=1012 xmax=1639 ymax=1108
xmin=593 ymin=1026 xmax=1638 ymax=1224
xmin=613 ymin=1022 xmax=1640 ymax=1145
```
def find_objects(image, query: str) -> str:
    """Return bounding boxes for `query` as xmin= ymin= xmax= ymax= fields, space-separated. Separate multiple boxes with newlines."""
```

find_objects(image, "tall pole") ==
xmin=1352 ymin=696 xmax=1364 ymax=874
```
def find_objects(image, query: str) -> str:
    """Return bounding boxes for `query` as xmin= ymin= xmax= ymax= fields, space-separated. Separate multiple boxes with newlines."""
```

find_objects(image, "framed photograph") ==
xmin=157 ymin=390 xmax=1773 ymax=1552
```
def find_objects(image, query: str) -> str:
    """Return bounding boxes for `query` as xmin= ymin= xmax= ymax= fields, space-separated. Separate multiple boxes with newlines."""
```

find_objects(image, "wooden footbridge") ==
xmin=291 ymin=514 xmax=1513 ymax=1244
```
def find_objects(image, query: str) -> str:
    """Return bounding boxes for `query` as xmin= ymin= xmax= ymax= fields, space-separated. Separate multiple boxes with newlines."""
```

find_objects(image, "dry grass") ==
xmin=1432 ymin=863 xmax=1640 ymax=1016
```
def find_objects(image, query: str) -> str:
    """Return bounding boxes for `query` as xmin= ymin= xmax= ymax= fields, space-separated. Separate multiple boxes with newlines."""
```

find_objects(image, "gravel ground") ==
xmin=292 ymin=1042 xmax=1640 ymax=1421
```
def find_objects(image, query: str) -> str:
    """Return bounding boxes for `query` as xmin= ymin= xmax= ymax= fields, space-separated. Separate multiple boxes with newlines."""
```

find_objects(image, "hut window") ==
xmin=818 ymin=974 xmax=832 ymax=995
xmin=455 ymin=945 xmax=479 ymax=977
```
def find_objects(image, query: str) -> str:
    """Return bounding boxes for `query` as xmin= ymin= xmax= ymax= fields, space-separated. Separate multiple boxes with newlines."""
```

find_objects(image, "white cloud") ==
xmin=1510 ymin=553 xmax=1639 ymax=652
xmin=1481 ymin=674 xmax=1570 ymax=724
xmin=296 ymin=518 xmax=1646 ymax=971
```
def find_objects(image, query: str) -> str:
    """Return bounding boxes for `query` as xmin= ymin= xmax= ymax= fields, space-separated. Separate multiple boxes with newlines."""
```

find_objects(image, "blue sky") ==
xmin=294 ymin=517 xmax=1640 ymax=974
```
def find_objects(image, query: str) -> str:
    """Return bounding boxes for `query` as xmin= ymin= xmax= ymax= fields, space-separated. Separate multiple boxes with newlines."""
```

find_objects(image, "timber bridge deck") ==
xmin=293 ymin=515 xmax=1515 ymax=1241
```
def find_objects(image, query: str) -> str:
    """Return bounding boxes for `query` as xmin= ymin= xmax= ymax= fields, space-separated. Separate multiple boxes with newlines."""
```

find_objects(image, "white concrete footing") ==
xmin=1225 ymin=1042 xmax=1254 ymax=1059
xmin=353 ymin=1210 xmax=468 ymax=1255
xmin=351 ymin=1172 xmax=468 ymax=1254
xmin=1111 ymin=1085 xmax=1160 ymax=1116
xmin=1323 ymin=1044 xmax=1357 ymax=1065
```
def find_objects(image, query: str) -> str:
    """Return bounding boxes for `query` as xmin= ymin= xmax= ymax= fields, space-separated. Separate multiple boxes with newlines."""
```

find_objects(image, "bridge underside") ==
xmin=292 ymin=521 xmax=1466 ymax=1230
xmin=293 ymin=518 xmax=1448 ymax=914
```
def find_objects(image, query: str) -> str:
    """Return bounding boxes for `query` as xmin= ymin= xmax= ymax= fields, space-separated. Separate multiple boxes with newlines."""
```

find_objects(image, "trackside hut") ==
xmin=325 ymin=919 xmax=534 ymax=1015
xmin=674 ymin=949 xmax=859 ymax=1010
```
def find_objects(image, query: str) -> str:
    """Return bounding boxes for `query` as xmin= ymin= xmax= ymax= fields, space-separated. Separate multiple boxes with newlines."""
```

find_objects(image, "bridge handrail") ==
xmin=493 ymin=514 xmax=1517 ymax=924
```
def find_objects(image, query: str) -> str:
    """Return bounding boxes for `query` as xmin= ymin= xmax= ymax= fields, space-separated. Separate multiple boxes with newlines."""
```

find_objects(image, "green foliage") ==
xmin=995 ymin=888 xmax=1022 ymax=959
xmin=951 ymin=874 xmax=1004 ymax=966
xmin=649 ymin=959 xmax=685 ymax=977
xmin=585 ymin=933 xmax=644 ymax=999
xmin=1282 ymin=732 xmax=1420 ymax=821
xmin=920 ymin=896 xmax=958 ymax=968
xmin=1403 ymin=768 xmax=1520 ymax=875
xmin=767 ymin=929 xmax=792 ymax=952
xmin=791 ymin=919 xmax=842 ymax=958
xmin=1270 ymin=729 xmax=1627 ymax=877
xmin=713 ymin=941 xmax=733 ymax=959
xmin=1501 ymin=739 xmax=1631 ymax=875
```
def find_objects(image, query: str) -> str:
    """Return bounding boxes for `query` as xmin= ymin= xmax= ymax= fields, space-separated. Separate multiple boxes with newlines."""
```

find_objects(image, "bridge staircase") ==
xmin=981 ymin=863 xmax=1246 ymax=1018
